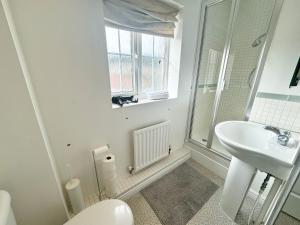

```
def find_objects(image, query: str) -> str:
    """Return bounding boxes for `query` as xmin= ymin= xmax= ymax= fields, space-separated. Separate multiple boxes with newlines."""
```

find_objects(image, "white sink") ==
xmin=215 ymin=121 xmax=299 ymax=179
xmin=214 ymin=121 xmax=300 ymax=221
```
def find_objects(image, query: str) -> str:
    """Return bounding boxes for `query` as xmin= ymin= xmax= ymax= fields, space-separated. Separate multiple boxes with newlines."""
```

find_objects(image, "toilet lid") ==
xmin=65 ymin=199 xmax=133 ymax=225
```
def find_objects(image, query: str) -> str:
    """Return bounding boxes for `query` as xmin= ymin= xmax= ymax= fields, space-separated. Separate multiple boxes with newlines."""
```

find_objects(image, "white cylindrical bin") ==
xmin=65 ymin=178 xmax=85 ymax=214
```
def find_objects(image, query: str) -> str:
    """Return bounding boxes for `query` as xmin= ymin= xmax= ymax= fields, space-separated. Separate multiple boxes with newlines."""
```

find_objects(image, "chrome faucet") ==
xmin=264 ymin=126 xmax=281 ymax=135
xmin=264 ymin=125 xmax=291 ymax=146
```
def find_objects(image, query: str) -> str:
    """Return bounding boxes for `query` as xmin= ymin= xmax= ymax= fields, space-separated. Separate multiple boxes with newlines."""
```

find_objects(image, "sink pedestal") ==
xmin=221 ymin=156 xmax=256 ymax=220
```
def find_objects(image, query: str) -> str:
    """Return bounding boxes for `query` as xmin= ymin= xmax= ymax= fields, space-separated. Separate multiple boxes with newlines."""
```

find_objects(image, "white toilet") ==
xmin=0 ymin=190 xmax=133 ymax=225
xmin=64 ymin=199 xmax=134 ymax=225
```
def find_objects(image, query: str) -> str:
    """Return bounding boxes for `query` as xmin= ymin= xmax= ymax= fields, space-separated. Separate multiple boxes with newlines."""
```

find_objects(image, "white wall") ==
xmin=6 ymin=0 xmax=202 ymax=198
xmin=258 ymin=0 xmax=300 ymax=96
xmin=0 ymin=3 xmax=67 ymax=225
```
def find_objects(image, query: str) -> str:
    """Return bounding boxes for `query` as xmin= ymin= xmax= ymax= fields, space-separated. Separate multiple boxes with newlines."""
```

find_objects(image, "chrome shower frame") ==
xmin=185 ymin=0 xmax=284 ymax=160
xmin=244 ymin=0 xmax=283 ymax=121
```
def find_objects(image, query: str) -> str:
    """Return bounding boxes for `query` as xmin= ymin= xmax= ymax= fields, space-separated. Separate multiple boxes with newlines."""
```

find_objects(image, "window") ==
xmin=105 ymin=27 xmax=170 ymax=96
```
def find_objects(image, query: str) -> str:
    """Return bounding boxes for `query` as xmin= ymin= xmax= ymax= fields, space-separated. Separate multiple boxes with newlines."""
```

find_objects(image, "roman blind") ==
xmin=103 ymin=0 xmax=180 ymax=37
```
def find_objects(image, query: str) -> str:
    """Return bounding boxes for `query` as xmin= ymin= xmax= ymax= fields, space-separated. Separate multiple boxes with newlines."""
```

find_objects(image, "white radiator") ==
xmin=133 ymin=121 xmax=170 ymax=173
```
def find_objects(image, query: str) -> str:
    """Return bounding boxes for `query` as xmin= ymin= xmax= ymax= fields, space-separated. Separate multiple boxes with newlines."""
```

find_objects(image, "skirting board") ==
xmin=117 ymin=151 xmax=191 ymax=200
xmin=187 ymin=145 xmax=266 ymax=203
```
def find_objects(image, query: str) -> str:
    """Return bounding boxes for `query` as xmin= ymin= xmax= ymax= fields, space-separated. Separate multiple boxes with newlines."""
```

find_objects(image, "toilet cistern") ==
xmin=0 ymin=190 xmax=17 ymax=225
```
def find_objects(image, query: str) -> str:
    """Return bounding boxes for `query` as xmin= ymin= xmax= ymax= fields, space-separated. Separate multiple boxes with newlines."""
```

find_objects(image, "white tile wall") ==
xmin=250 ymin=97 xmax=300 ymax=133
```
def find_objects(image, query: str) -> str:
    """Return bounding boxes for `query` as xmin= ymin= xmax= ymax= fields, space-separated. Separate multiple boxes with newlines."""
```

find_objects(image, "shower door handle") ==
xmin=220 ymin=79 xmax=226 ymax=91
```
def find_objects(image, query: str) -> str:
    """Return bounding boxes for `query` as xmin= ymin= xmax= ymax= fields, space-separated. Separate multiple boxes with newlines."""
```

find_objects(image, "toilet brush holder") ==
xmin=65 ymin=178 xmax=85 ymax=214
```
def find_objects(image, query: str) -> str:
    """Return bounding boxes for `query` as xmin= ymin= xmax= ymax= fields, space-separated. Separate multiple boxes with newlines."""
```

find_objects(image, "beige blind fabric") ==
xmin=103 ymin=0 xmax=180 ymax=37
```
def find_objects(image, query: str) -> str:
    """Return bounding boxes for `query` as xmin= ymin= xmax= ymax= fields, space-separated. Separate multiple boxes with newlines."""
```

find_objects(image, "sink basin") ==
xmin=215 ymin=121 xmax=300 ymax=221
xmin=215 ymin=121 xmax=299 ymax=179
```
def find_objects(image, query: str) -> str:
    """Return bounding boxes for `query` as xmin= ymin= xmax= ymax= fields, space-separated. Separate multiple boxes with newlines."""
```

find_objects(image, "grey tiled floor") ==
xmin=126 ymin=160 xmax=300 ymax=225
xmin=126 ymin=193 xmax=162 ymax=225
xmin=275 ymin=212 xmax=300 ymax=225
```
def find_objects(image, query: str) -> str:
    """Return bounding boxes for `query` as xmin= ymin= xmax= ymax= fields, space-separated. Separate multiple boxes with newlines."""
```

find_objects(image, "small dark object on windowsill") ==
xmin=112 ymin=95 xmax=138 ymax=107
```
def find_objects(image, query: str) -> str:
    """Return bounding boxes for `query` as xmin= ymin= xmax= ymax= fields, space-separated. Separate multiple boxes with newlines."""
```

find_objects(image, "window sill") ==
xmin=112 ymin=97 xmax=176 ymax=109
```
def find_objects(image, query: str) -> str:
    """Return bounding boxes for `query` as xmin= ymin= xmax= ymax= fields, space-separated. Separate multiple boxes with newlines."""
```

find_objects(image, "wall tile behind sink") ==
xmin=250 ymin=93 xmax=300 ymax=133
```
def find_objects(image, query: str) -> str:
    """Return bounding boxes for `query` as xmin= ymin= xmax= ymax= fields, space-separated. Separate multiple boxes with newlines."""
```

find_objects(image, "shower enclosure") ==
xmin=187 ymin=0 xmax=283 ymax=158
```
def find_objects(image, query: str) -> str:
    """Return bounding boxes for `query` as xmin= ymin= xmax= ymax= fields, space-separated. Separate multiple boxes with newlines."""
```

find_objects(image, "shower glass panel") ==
xmin=189 ymin=0 xmax=277 ymax=158
xmin=190 ymin=0 xmax=233 ymax=145
xmin=210 ymin=0 xmax=276 ymax=157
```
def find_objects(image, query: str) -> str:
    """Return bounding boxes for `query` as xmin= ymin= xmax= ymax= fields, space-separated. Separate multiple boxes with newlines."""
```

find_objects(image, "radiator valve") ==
xmin=128 ymin=166 xmax=135 ymax=174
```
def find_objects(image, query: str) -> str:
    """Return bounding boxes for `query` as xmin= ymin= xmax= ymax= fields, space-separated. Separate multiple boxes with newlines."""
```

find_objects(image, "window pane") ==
xmin=120 ymin=30 xmax=131 ymax=55
xmin=105 ymin=27 xmax=135 ymax=94
xmin=153 ymin=58 xmax=165 ymax=91
xmin=108 ymin=54 xmax=121 ymax=92
xmin=154 ymin=36 xmax=167 ymax=58
xmin=141 ymin=35 xmax=169 ymax=93
xmin=105 ymin=27 xmax=119 ymax=53
xmin=142 ymin=56 xmax=153 ymax=92
xmin=121 ymin=55 xmax=133 ymax=91
xmin=105 ymin=27 xmax=169 ymax=95
xmin=142 ymin=34 xmax=154 ymax=57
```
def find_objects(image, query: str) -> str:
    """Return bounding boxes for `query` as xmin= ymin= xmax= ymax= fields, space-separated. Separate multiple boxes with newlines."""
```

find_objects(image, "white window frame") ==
xmin=106 ymin=27 xmax=170 ymax=98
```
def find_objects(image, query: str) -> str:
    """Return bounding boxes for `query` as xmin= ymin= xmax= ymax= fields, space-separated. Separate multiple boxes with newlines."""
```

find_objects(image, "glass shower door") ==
xmin=190 ymin=0 xmax=234 ymax=146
